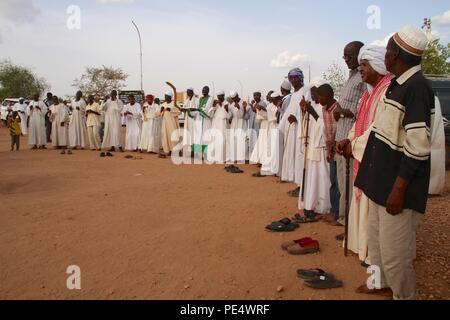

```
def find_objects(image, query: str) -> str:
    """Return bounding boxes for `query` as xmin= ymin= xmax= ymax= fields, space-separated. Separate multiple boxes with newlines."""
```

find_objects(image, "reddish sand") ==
xmin=0 ymin=126 xmax=448 ymax=300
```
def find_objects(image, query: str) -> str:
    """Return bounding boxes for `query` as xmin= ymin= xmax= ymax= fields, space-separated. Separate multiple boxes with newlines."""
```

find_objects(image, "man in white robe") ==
xmin=226 ymin=91 xmax=248 ymax=166
xmin=69 ymin=91 xmax=88 ymax=149
xmin=123 ymin=95 xmax=142 ymax=151
xmin=49 ymin=96 xmax=70 ymax=151
xmin=247 ymin=92 xmax=264 ymax=160
xmin=139 ymin=95 xmax=157 ymax=153
xmin=13 ymin=98 xmax=28 ymax=135
xmin=279 ymin=68 xmax=307 ymax=197
xmin=27 ymin=93 xmax=47 ymax=149
xmin=182 ymin=88 xmax=198 ymax=156
xmin=102 ymin=90 xmax=124 ymax=152
xmin=270 ymin=81 xmax=292 ymax=176
xmin=336 ymin=45 xmax=393 ymax=263
xmin=298 ymin=85 xmax=332 ymax=219
xmin=208 ymin=91 xmax=230 ymax=164
xmin=193 ymin=86 xmax=214 ymax=161
xmin=160 ymin=91 xmax=182 ymax=157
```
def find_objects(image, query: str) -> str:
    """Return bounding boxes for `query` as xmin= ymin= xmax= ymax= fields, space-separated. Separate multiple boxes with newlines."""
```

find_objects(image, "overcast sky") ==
xmin=0 ymin=0 xmax=449 ymax=98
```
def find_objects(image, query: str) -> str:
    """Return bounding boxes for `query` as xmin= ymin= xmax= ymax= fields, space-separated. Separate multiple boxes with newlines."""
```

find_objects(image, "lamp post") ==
xmin=131 ymin=20 xmax=143 ymax=92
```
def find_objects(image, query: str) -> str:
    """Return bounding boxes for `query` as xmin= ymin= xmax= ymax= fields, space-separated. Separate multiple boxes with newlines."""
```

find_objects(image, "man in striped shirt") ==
xmin=328 ymin=41 xmax=366 ymax=227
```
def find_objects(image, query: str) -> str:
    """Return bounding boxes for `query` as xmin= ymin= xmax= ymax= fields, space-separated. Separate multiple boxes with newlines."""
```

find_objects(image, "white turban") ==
xmin=358 ymin=45 xmax=388 ymax=75
xmin=229 ymin=91 xmax=238 ymax=98
xmin=187 ymin=87 xmax=194 ymax=92
xmin=165 ymin=91 xmax=173 ymax=98
xmin=270 ymin=91 xmax=281 ymax=99
xmin=216 ymin=90 xmax=225 ymax=97
xmin=281 ymin=80 xmax=292 ymax=91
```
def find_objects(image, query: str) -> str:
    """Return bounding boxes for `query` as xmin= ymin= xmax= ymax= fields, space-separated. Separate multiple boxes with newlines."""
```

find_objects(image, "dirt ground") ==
xmin=0 ymin=126 xmax=448 ymax=300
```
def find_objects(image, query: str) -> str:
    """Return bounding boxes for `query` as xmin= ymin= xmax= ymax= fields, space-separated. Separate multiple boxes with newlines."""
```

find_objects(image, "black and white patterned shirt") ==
xmin=335 ymin=68 xmax=366 ymax=141
xmin=355 ymin=65 xmax=434 ymax=214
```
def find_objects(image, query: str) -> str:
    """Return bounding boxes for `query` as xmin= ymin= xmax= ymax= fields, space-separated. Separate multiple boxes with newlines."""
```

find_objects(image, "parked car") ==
xmin=429 ymin=76 xmax=450 ymax=169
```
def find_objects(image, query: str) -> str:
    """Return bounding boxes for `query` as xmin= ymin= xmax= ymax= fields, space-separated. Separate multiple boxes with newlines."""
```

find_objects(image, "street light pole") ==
xmin=131 ymin=20 xmax=143 ymax=92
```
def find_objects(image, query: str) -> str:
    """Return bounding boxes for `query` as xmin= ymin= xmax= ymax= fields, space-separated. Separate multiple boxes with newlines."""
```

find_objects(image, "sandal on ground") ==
xmin=106 ymin=152 xmax=114 ymax=157
xmin=61 ymin=150 xmax=66 ymax=155
xmin=297 ymin=268 xmax=332 ymax=280
xmin=287 ymin=241 xmax=320 ymax=255
xmin=335 ymin=233 xmax=345 ymax=241
xmin=292 ymin=213 xmax=319 ymax=224
xmin=252 ymin=172 xmax=265 ymax=178
xmin=281 ymin=237 xmax=314 ymax=251
xmin=229 ymin=166 xmax=244 ymax=174
xmin=266 ymin=218 xmax=299 ymax=233
xmin=304 ymin=275 xmax=343 ymax=290
xmin=100 ymin=152 xmax=106 ymax=158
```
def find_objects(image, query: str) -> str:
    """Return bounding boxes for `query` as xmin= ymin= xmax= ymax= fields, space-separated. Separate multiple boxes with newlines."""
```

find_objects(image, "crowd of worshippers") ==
xmin=5 ymin=26 xmax=447 ymax=300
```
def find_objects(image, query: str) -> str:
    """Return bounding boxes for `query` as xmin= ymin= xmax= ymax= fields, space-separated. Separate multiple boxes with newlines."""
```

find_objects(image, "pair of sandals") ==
xmin=61 ymin=150 xmax=72 ymax=155
xmin=252 ymin=172 xmax=265 ymax=178
xmin=292 ymin=211 xmax=319 ymax=224
xmin=100 ymin=152 xmax=113 ymax=158
xmin=266 ymin=218 xmax=299 ymax=232
xmin=281 ymin=237 xmax=320 ymax=255
xmin=297 ymin=268 xmax=343 ymax=289
xmin=225 ymin=165 xmax=243 ymax=174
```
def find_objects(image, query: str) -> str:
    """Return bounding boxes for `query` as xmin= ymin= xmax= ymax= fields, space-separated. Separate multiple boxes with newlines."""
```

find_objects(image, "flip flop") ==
xmin=297 ymin=269 xmax=331 ymax=280
xmin=229 ymin=166 xmax=244 ymax=174
xmin=100 ymin=152 xmax=106 ymax=158
xmin=304 ymin=275 xmax=343 ymax=290
xmin=252 ymin=172 xmax=266 ymax=178
xmin=292 ymin=213 xmax=319 ymax=224
xmin=266 ymin=218 xmax=299 ymax=233
xmin=106 ymin=152 xmax=114 ymax=157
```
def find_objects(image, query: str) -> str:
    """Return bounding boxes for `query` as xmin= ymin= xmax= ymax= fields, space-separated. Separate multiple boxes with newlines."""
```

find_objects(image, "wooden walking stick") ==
xmin=300 ymin=98 xmax=311 ymax=203
xmin=344 ymin=157 xmax=351 ymax=256
xmin=301 ymin=112 xmax=311 ymax=202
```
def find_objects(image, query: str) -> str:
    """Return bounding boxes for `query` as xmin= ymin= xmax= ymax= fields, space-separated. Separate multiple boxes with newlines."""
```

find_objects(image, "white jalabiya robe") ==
xmin=50 ymin=103 xmax=70 ymax=147
xmin=160 ymin=102 xmax=181 ymax=153
xmin=13 ymin=103 xmax=28 ymax=135
xmin=209 ymin=102 xmax=230 ymax=164
xmin=250 ymin=109 xmax=268 ymax=164
xmin=429 ymin=97 xmax=446 ymax=195
xmin=298 ymin=102 xmax=331 ymax=214
xmin=69 ymin=99 xmax=88 ymax=148
xmin=247 ymin=104 xmax=262 ymax=159
xmin=269 ymin=95 xmax=290 ymax=176
xmin=123 ymin=103 xmax=142 ymax=151
xmin=227 ymin=101 xmax=247 ymax=163
xmin=102 ymin=99 xmax=124 ymax=149
xmin=193 ymin=96 xmax=214 ymax=156
xmin=139 ymin=103 xmax=160 ymax=152
xmin=182 ymin=97 xmax=198 ymax=151
xmin=279 ymin=88 xmax=307 ymax=182
xmin=27 ymin=101 xmax=47 ymax=146
xmin=149 ymin=104 xmax=162 ymax=153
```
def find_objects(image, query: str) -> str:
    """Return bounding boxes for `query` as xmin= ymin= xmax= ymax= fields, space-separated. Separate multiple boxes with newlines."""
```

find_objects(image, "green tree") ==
xmin=73 ymin=66 xmax=128 ymax=97
xmin=0 ymin=60 xmax=49 ymax=100
xmin=323 ymin=62 xmax=347 ymax=99
xmin=422 ymin=39 xmax=450 ymax=75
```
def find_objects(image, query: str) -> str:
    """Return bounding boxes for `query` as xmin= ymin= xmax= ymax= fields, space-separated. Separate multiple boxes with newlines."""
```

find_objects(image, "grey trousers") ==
xmin=367 ymin=200 xmax=421 ymax=300
xmin=336 ymin=155 xmax=354 ymax=225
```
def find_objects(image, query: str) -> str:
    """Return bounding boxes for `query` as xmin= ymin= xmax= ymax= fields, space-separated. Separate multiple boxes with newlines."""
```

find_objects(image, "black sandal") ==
xmin=304 ymin=274 xmax=343 ymax=290
xmin=265 ymin=218 xmax=299 ymax=233
xmin=297 ymin=269 xmax=331 ymax=280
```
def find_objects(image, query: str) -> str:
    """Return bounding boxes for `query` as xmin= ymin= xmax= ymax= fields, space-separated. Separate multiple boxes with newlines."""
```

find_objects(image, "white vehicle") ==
xmin=1 ymin=98 xmax=19 ymax=122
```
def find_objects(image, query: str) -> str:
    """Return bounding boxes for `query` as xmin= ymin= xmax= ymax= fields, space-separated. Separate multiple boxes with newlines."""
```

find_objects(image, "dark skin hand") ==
xmin=288 ymin=115 xmax=297 ymax=124
xmin=333 ymin=104 xmax=354 ymax=122
xmin=336 ymin=139 xmax=353 ymax=159
xmin=386 ymin=177 xmax=409 ymax=216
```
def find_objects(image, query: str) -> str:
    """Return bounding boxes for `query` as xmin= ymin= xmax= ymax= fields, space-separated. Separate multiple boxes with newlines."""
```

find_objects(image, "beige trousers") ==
xmin=367 ymin=200 xmax=422 ymax=300
xmin=88 ymin=125 xmax=101 ymax=150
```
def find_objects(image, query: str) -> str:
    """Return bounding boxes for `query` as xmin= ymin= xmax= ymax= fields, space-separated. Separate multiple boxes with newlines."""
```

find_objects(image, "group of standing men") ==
xmin=6 ymin=25 xmax=446 ymax=301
